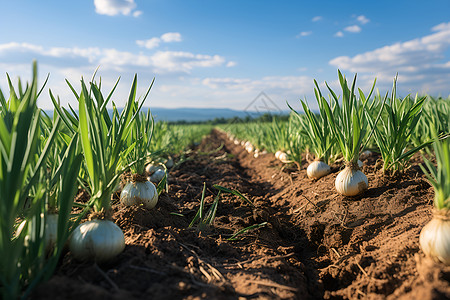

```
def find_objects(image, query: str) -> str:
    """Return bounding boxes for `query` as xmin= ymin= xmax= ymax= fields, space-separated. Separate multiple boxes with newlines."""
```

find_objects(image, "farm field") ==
xmin=2 ymin=65 xmax=450 ymax=300
xmin=31 ymin=129 xmax=449 ymax=299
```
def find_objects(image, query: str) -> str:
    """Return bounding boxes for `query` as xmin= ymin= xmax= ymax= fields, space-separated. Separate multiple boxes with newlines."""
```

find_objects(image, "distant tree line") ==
xmin=168 ymin=112 xmax=290 ymax=125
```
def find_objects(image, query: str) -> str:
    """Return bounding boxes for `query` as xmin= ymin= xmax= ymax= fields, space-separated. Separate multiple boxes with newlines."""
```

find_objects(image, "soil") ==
xmin=32 ymin=129 xmax=450 ymax=300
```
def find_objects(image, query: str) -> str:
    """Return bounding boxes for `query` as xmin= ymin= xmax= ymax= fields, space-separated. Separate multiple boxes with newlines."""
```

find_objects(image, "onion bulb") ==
xmin=69 ymin=219 xmax=125 ymax=262
xmin=420 ymin=210 xmax=450 ymax=265
xmin=145 ymin=163 xmax=159 ymax=174
xmin=358 ymin=159 xmax=363 ymax=168
xmin=45 ymin=214 xmax=59 ymax=252
xmin=307 ymin=160 xmax=331 ymax=179
xmin=150 ymin=169 xmax=166 ymax=183
xmin=335 ymin=164 xmax=368 ymax=196
xmin=278 ymin=152 xmax=289 ymax=163
xmin=275 ymin=151 xmax=282 ymax=159
xmin=164 ymin=158 xmax=174 ymax=169
xmin=120 ymin=180 xmax=158 ymax=209
xmin=16 ymin=213 xmax=59 ymax=253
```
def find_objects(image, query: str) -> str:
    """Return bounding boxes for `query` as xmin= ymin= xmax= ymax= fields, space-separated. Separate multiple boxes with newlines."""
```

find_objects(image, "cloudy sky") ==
xmin=1 ymin=0 xmax=450 ymax=111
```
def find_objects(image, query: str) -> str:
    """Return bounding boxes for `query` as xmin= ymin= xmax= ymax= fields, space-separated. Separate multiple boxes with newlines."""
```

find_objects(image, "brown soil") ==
xmin=32 ymin=129 xmax=450 ymax=299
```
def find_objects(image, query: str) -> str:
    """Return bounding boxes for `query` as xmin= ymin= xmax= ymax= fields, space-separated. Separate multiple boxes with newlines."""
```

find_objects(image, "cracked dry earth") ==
xmin=33 ymin=129 xmax=450 ymax=299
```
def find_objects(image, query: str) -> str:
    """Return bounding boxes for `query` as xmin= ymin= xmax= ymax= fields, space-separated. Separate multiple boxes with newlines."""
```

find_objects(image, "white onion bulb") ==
xmin=120 ymin=180 xmax=158 ymax=209
xmin=275 ymin=151 xmax=282 ymax=159
xmin=69 ymin=219 xmax=125 ymax=263
xmin=358 ymin=159 xmax=363 ymax=168
xmin=145 ymin=163 xmax=158 ymax=174
xmin=150 ymin=169 xmax=166 ymax=184
xmin=361 ymin=150 xmax=372 ymax=157
xmin=420 ymin=211 xmax=450 ymax=265
xmin=45 ymin=214 xmax=59 ymax=252
xmin=335 ymin=165 xmax=368 ymax=196
xmin=16 ymin=213 xmax=59 ymax=253
xmin=164 ymin=158 xmax=174 ymax=169
xmin=278 ymin=152 xmax=289 ymax=163
xmin=234 ymin=139 xmax=240 ymax=145
xmin=246 ymin=144 xmax=254 ymax=153
xmin=307 ymin=160 xmax=331 ymax=179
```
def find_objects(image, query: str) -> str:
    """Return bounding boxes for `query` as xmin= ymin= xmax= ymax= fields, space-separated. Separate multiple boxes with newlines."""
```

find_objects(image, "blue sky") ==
xmin=1 ymin=0 xmax=450 ymax=111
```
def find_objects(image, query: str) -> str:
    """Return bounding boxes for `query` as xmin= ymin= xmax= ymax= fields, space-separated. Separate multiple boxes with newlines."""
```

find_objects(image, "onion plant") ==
xmin=288 ymin=79 xmax=336 ymax=179
xmin=412 ymin=96 xmax=450 ymax=152
xmin=366 ymin=77 xmax=429 ymax=173
xmin=287 ymin=116 xmax=308 ymax=166
xmin=120 ymin=93 xmax=160 ymax=210
xmin=321 ymin=70 xmax=383 ymax=196
xmin=148 ymin=121 xmax=170 ymax=153
xmin=0 ymin=62 xmax=81 ymax=299
xmin=261 ymin=118 xmax=290 ymax=155
xmin=189 ymin=184 xmax=255 ymax=233
xmin=67 ymin=74 xmax=151 ymax=262
xmin=419 ymin=130 xmax=450 ymax=264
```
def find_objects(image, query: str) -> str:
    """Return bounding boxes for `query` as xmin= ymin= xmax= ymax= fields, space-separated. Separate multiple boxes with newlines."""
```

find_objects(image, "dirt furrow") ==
xmin=216 ymin=129 xmax=450 ymax=300
xmin=32 ymin=130 xmax=450 ymax=300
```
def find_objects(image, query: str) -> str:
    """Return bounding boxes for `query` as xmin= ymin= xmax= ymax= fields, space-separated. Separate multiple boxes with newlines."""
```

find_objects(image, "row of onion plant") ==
xmin=0 ymin=63 xmax=82 ymax=299
xmin=221 ymin=71 xmax=449 ymax=197
xmin=365 ymin=77 xmax=433 ymax=174
xmin=1 ymin=62 xmax=212 ymax=298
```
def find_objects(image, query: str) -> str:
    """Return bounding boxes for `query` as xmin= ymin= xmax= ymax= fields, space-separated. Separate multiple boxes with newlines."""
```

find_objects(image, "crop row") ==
xmin=220 ymin=71 xmax=450 ymax=266
xmin=0 ymin=62 xmax=211 ymax=299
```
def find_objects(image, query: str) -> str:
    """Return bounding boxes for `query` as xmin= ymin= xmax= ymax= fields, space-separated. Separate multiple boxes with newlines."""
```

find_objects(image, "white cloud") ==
xmin=344 ymin=25 xmax=362 ymax=33
xmin=0 ymin=45 xmax=319 ymax=111
xmin=0 ymin=45 xmax=232 ymax=110
xmin=94 ymin=0 xmax=139 ymax=17
xmin=191 ymin=75 xmax=322 ymax=111
xmin=136 ymin=38 xmax=160 ymax=49
xmin=151 ymin=51 xmax=225 ymax=73
xmin=226 ymin=61 xmax=237 ymax=67
xmin=160 ymin=32 xmax=182 ymax=43
xmin=329 ymin=22 xmax=450 ymax=95
xmin=133 ymin=10 xmax=143 ymax=17
xmin=334 ymin=16 xmax=368 ymax=38
xmin=357 ymin=15 xmax=370 ymax=24
xmin=137 ymin=32 xmax=182 ymax=49
xmin=312 ymin=16 xmax=322 ymax=22
xmin=202 ymin=77 xmax=250 ymax=90
xmin=297 ymin=31 xmax=312 ymax=38
xmin=201 ymin=75 xmax=313 ymax=96
xmin=0 ymin=42 xmax=228 ymax=74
